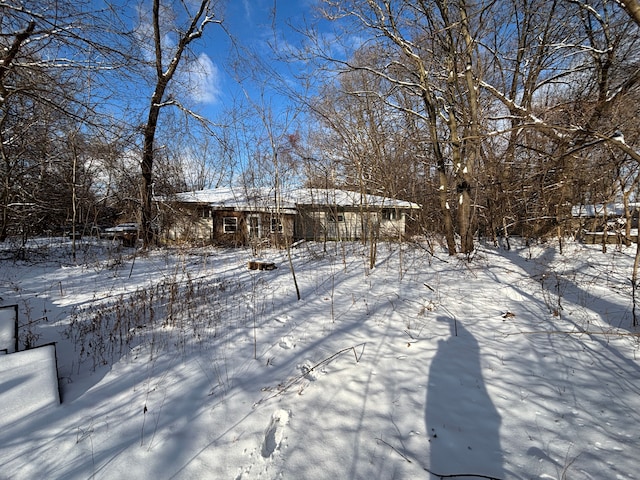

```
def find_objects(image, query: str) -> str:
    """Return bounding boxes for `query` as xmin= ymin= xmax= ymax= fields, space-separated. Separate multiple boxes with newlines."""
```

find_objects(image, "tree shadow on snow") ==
xmin=498 ymin=242 xmax=636 ymax=331
xmin=425 ymin=316 xmax=504 ymax=479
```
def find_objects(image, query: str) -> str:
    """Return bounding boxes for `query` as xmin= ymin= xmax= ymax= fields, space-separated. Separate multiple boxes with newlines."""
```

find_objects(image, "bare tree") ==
xmin=291 ymin=0 xmax=639 ymax=256
xmin=478 ymin=0 xmax=639 ymax=245
xmin=138 ymin=0 xmax=224 ymax=248
xmin=306 ymin=60 xmax=421 ymax=265
xmin=0 ymin=4 xmax=73 ymax=241
xmin=235 ymin=91 xmax=303 ymax=298
xmin=303 ymin=0 xmax=493 ymax=254
xmin=0 ymin=0 xmax=136 ymax=243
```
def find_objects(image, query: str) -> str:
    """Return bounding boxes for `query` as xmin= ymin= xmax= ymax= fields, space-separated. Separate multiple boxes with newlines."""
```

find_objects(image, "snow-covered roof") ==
xmin=284 ymin=188 xmax=421 ymax=209
xmin=571 ymin=203 xmax=639 ymax=218
xmin=169 ymin=187 xmax=281 ymax=209
xmin=165 ymin=187 xmax=421 ymax=210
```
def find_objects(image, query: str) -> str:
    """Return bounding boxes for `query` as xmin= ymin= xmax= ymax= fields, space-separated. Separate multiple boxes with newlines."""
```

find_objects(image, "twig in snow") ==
xmin=412 ymin=240 xmax=450 ymax=263
xmin=254 ymin=343 xmax=366 ymax=406
xmin=128 ymin=250 xmax=137 ymax=279
xmin=423 ymin=469 xmax=503 ymax=480
xmin=439 ymin=306 xmax=458 ymax=336
xmin=377 ymin=437 xmax=503 ymax=480
xmin=375 ymin=437 xmax=413 ymax=463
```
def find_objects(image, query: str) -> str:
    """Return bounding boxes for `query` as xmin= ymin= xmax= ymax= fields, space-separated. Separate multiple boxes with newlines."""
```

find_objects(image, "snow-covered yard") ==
xmin=0 ymin=238 xmax=638 ymax=479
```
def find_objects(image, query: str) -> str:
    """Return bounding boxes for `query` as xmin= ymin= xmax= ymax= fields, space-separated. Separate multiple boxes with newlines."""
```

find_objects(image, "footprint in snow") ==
xmin=274 ymin=315 xmax=290 ymax=325
xmin=279 ymin=336 xmax=295 ymax=349
xmin=261 ymin=409 xmax=290 ymax=459
xmin=298 ymin=362 xmax=316 ymax=381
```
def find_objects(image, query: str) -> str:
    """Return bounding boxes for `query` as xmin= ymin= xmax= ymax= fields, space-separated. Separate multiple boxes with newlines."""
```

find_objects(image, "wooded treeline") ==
xmin=1 ymin=0 xmax=639 ymax=254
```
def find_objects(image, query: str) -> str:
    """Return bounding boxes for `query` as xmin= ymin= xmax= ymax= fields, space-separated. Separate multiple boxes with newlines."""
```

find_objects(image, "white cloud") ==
xmin=184 ymin=53 xmax=222 ymax=105
xmin=242 ymin=0 xmax=253 ymax=22
xmin=133 ymin=3 xmax=221 ymax=106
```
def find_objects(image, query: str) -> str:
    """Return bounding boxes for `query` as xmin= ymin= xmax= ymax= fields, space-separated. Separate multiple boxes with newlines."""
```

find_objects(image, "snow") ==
xmin=0 ymin=238 xmax=638 ymax=479
xmin=283 ymin=188 xmax=421 ymax=209
xmin=169 ymin=186 xmax=268 ymax=208
xmin=104 ymin=223 xmax=139 ymax=233
xmin=571 ymin=203 xmax=633 ymax=218
xmin=167 ymin=186 xmax=421 ymax=210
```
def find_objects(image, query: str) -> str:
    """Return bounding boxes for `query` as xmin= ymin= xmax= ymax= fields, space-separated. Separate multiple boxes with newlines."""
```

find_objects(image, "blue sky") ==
xmin=192 ymin=0 xmax=319 ymax=120
xmin=96 ymin=0 xmax=319 ymax=120
xmin=91 ymin=0 xmax=333 ymax=184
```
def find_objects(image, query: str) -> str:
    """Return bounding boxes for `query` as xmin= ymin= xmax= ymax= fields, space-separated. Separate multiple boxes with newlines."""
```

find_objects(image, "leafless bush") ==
xmin=64 ymin=274 xmax=241 ymax=372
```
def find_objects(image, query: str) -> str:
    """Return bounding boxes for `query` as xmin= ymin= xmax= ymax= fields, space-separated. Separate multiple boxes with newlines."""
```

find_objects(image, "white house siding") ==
xmin=380 ymin=216 xmax=406 ymax=239
xmin=295 ymin=209 xmax=408 ymax=241
xmin=167 ymin=214 xmax=214 ymax=243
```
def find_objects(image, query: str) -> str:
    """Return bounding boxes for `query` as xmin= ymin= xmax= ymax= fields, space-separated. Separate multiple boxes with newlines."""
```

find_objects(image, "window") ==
xmin=223 ymin=217 xmax=238 ymax=233
xmin=248 ymin=215 xmax=260 ymax=237
xmin=382 ymin=209 xmax=399 ymax=221
xmin=271 ymin=217 xmax=283 ymax=233
xmin=328 ymin=212 xmax=344 ymax=222
xmin=199 ymin=207 xmax=211 ymax=218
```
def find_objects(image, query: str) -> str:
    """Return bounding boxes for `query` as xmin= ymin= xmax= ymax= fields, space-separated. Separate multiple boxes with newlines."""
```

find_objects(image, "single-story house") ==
xmin=571 ymin=202 xmax=640 ymax=244
xmin=156 ymin=187 xmax=420 ymax=246
xmin=571 ymin=203 xmax=632 ymax=219
xmin=288 ymin=188 xmax=420 ymax=242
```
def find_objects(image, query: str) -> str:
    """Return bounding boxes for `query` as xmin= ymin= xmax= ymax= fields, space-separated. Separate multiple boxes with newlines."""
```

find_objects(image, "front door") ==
xmin=248 ymin=215 xmax=261 ymax=238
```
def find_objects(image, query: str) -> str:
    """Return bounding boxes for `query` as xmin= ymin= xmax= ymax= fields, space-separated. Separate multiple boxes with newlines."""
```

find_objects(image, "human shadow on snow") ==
xmin=425 ymin=316 xmax=504 ymax=479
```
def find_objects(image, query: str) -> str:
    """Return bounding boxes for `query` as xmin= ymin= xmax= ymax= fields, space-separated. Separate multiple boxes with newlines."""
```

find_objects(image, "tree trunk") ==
xmin=457 ymin=0 xmax=480 ymax=255
xmin=139 ymin=0 xmax=216 ymax=249
xmin=141 ymin=94 xmax=164 ymax=248
xmin=422 ymin=91 xmax=457 ymax=254
xmin=619 ymin=0 xmax=640 ymax=27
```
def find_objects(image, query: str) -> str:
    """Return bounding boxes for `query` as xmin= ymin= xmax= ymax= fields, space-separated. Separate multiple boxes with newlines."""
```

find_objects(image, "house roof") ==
xmin=165 ymin=187 xmax=421 ymax=211
xmin=170 ymin=187 xmax=280 ymax=209
xmin=571 ymin=203 xmax=639 ymax=218
xmin=284 ymin=188 xmax=421 ymax=209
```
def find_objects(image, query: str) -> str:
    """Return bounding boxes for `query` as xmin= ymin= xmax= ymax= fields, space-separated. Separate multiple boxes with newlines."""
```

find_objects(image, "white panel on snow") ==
xmin=0 ymin=305 xmax=18 ymax=354
xmin=0 ymin=345 xmax=60 ymax=426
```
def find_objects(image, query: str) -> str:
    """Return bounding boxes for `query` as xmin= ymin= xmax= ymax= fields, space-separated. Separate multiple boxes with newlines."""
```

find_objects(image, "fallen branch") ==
xmin=254 ymin=343 xmax=366 ymax=406
xmin=376 ymin=437 xmax=503 ymax=480
xmin=423 ymin=469 xmax=503 ymax=480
